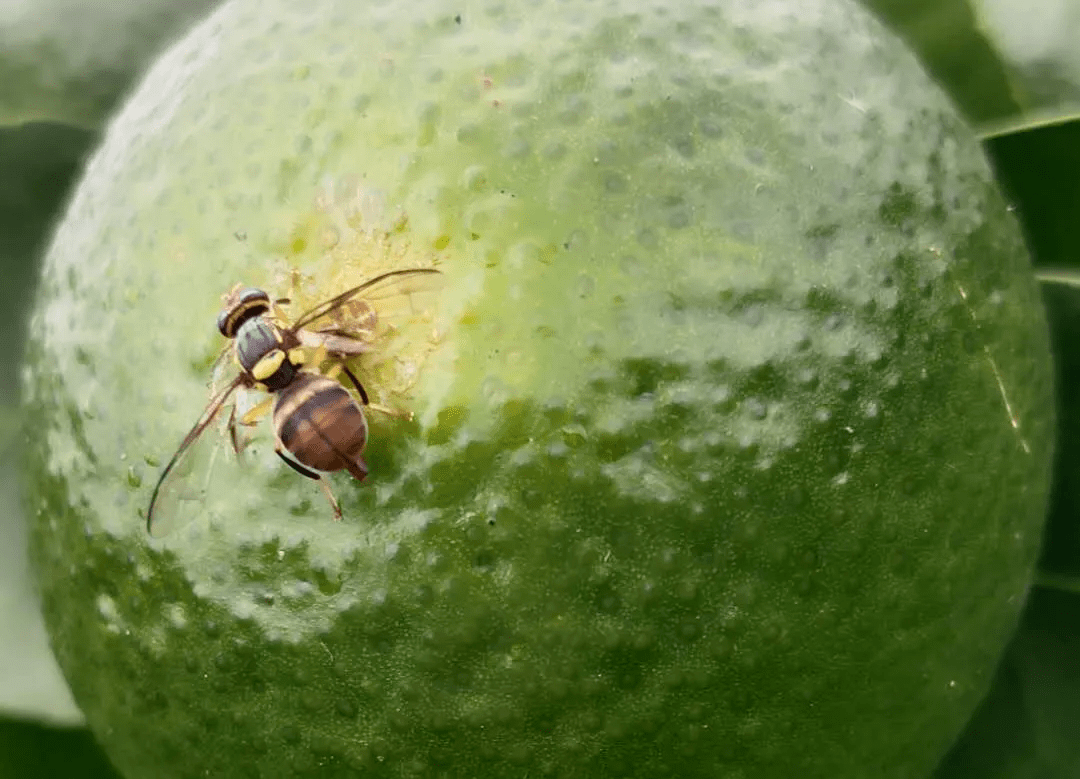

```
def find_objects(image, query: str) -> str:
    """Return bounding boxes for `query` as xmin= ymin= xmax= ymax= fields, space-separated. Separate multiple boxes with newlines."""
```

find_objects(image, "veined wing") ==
xmin=145 ymin=374 xmax=245 ymax=537
xmin=290 ymin=268 xmax=442 ymax=333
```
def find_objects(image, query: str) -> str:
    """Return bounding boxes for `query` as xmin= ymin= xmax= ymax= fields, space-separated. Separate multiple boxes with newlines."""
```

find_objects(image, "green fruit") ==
xmin=931 ymin=281 xmax=1080 ymax=778
xmin=22 ymin=0 xmax=1055 ymax=777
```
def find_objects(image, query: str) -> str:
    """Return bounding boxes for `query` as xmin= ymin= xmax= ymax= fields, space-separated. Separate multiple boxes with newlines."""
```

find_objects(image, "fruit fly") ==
xmin=145 ymin=267 xmax=441 ymax=537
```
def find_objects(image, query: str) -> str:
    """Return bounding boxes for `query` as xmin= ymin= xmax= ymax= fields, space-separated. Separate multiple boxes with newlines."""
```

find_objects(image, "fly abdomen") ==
xmin=273 ymin=373 xmax=369 ymax=478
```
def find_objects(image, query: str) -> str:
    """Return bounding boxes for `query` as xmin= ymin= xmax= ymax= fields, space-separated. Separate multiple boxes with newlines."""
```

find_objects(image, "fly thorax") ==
xmin=258 ymin=355 xmax=298 ymax=392
xmin=235 ymin=318 xmax=297 ymax=390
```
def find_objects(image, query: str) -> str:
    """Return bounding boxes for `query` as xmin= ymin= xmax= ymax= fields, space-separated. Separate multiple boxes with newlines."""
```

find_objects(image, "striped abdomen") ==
xmin=273 ymin=373 xmax=369 ymax=480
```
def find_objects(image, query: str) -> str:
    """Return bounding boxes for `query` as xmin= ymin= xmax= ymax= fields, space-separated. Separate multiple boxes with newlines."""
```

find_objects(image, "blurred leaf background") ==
xmin=1 ymin=0 xmax=1079 ymax=776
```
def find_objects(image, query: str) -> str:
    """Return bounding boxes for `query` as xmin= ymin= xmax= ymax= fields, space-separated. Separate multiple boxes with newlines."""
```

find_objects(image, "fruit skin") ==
xmin=932 ymin=284 xmax=1080 ymax=779
xmin=20 ymin=0 xmax=1054 ymax=777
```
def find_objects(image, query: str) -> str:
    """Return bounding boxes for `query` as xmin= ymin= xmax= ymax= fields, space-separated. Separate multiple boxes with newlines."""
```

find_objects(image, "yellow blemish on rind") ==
xmin=253 ymin=350 xmax=286 ymax=380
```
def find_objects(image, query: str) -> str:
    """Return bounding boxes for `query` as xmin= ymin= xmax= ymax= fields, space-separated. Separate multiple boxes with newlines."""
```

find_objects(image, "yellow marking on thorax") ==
xmin=252 ymin=349 xmax=286 ymax=380
xmin=288 ymin=347 xmax=306 ymax=365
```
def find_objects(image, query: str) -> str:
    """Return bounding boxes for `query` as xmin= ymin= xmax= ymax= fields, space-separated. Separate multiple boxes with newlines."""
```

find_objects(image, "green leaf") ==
xmin=0 ymin=122 xmax=95 ymax=725
xmin=982 ymin=120 xmax=1080 ymax=272
xmin=860 ymin=0 xmax=1022 ymax=126
xmin=1035 ymin=281 xmax=1080 ymax=577
xmin=0 ymin=0 xmax=222 ymax=128
xmin=0 ymin=718 xmax=120 ymax=779
xmin=860 ymin=0 xmax=1080 ymax=136
xmin=970 ymin=0 xmax=1080 ymax=137
xmin=934 ymin=588 xmax=1080 ymax=778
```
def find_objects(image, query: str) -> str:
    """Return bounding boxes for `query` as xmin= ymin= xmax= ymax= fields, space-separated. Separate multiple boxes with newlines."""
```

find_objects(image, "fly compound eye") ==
xmin=218 ymin=287 xmax=271 ymax=337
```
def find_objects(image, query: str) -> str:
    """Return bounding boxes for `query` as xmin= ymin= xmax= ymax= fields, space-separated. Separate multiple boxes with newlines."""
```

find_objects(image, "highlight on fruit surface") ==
xmin=20 ymin=0 xmax=1055 ymax=777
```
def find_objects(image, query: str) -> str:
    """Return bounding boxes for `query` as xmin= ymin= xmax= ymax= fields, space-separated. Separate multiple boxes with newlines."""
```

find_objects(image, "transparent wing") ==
xmin=290 ymin=268 xmax=442 ymax=332
xmin=145 ymin=375 xmax=245 ymax=537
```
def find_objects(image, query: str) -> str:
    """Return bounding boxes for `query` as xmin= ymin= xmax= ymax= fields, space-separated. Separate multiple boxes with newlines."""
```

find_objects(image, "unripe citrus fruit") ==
xmin=22 ymin=0 xmax=1055 ymax=777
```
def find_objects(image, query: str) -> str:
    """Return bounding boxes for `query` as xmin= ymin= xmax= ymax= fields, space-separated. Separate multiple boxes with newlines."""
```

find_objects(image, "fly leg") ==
xmin=334 ymin=363 xmax=369 ymax=405
xmin=227 ymin=403 xmax=241 ymax=455
xmin=325 ymin=362 xmax=412 ymax=420
xmin=229 ymin=397 xmax=273 ymax=456
xmin=274 ymin=447 xmax=342 ymax=520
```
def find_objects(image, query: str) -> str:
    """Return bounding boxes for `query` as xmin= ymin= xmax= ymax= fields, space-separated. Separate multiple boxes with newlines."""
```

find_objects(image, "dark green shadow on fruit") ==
xmin=26 ymin=328 xmax=1052 ymax=777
